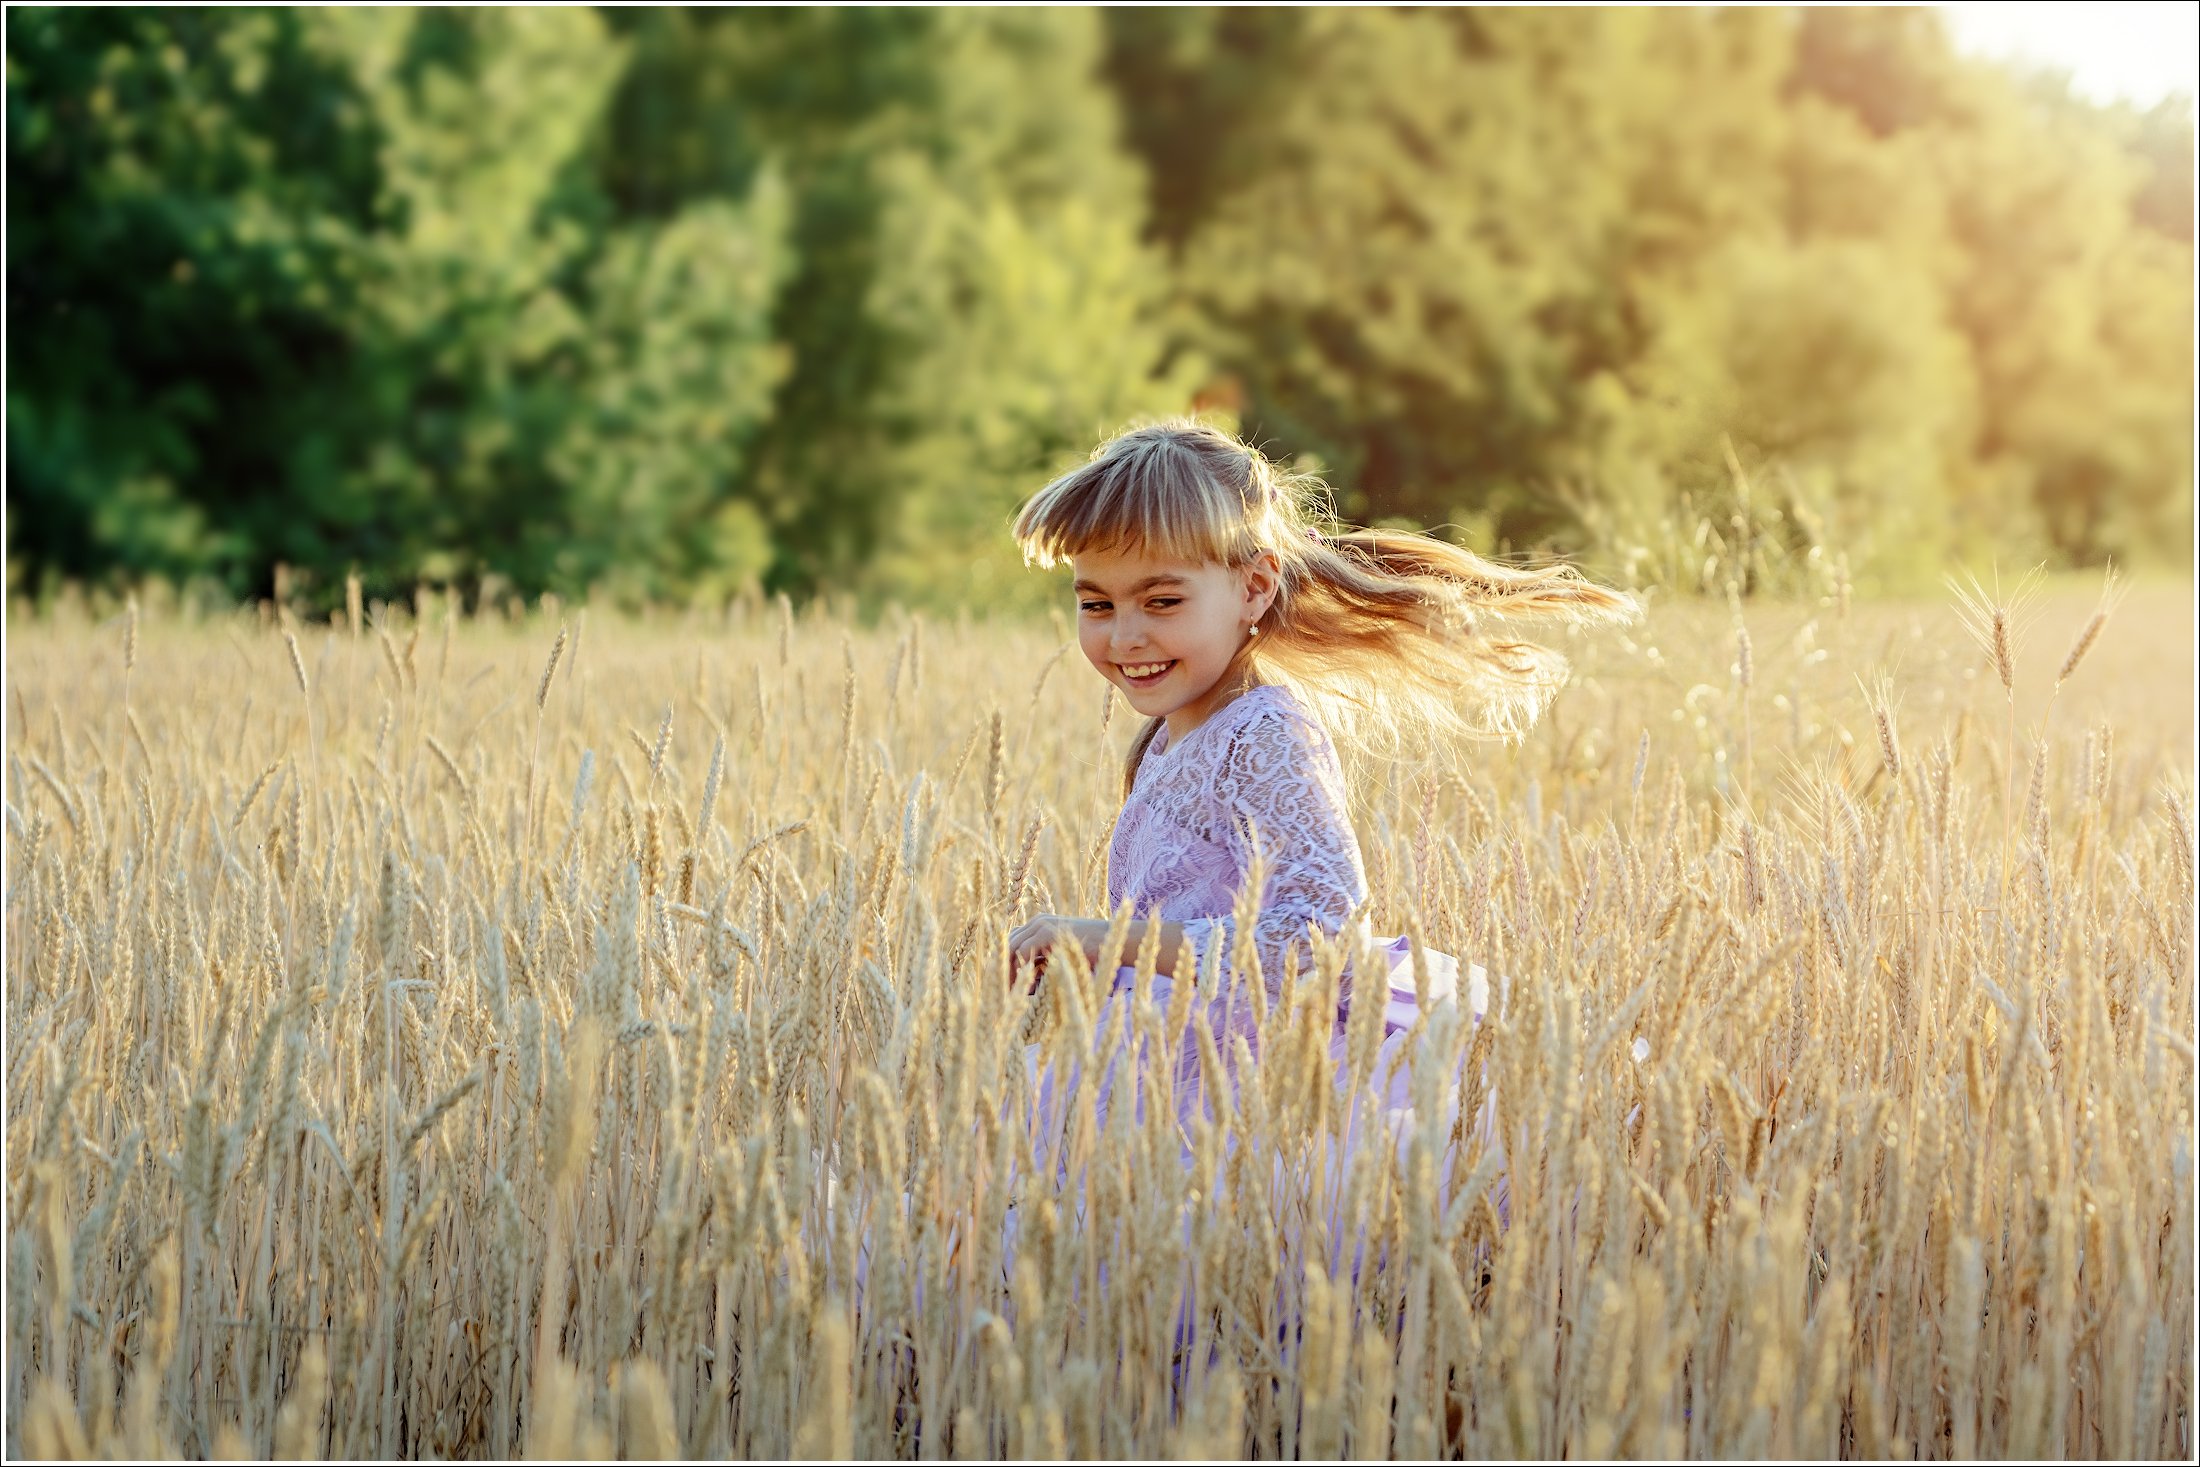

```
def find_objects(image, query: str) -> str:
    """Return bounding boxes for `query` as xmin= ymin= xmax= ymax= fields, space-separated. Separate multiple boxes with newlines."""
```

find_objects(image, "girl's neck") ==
xmin=1163 ymin=669 xmax=1274 ymax=747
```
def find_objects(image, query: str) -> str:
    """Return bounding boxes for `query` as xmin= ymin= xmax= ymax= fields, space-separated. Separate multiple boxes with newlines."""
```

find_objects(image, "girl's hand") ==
xmin=1005 ymin=914 xmax=1103 ymax=988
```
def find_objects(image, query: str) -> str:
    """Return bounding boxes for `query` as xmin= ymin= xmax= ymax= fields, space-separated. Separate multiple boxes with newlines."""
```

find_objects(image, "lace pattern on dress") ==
xmin=1107 ymin=685 xmax=1369 ymax=1012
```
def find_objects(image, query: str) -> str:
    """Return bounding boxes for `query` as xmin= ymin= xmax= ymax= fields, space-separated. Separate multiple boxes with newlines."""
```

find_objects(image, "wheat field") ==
xmin=3 ymin=574 xmax=2192 ymax=1459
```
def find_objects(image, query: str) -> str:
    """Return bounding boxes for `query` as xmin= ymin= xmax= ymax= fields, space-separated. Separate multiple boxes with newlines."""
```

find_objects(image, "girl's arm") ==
xmin=1006 ymin=915 xmax=1193 ymax=981
xmin=1112 ymin=917 xmax=1192 ymax=977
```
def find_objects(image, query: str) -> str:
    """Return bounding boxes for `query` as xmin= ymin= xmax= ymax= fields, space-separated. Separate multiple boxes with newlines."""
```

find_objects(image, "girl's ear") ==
xmin=1244 ymin=550 xmax=1282 ymax=622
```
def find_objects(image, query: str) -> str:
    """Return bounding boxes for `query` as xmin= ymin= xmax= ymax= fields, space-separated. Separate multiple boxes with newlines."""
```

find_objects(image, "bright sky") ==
xmin=1939 ymin=3 xmax=2199 ymax=107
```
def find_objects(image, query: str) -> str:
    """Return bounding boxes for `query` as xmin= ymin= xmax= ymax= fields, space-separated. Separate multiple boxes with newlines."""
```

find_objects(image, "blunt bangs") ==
xmin=1012 ymin=428 xmax=1268 ymax=570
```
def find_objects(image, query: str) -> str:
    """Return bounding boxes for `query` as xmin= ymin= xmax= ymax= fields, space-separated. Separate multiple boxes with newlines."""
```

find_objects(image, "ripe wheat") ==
xmin=2 ymin=579 xmax=2191 ymax=1459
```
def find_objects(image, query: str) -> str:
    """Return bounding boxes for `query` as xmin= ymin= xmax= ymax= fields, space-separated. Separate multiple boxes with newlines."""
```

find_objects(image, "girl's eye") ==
xmin=1078 ymin=598 xmax=1178 ymax=612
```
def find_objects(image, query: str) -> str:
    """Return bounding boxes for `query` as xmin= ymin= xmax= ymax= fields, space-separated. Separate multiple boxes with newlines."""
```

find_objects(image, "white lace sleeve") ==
xmin=1180 ymin=703 xmax=1367 ymax=1000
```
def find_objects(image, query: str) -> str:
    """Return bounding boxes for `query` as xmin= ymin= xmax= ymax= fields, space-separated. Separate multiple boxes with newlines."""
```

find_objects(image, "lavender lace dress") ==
xmin=844 ymin=685 xmax=1519 ymax=1340
xmin=1024 ymin=683 xmax=1511 ymax=1239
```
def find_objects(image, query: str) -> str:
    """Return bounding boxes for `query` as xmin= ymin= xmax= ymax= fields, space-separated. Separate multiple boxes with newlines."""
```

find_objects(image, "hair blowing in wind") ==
xmin=1012 ymin=418 xmax=1643 ymax=790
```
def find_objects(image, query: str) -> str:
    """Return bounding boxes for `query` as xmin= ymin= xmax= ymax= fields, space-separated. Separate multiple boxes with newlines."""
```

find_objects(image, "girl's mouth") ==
xmin=1117 ymin=660 xmax=1176 ymax=689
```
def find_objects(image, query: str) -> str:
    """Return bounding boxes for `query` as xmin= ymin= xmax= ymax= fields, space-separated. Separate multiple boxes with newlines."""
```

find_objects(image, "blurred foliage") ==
xmin=1106 ymin=6 xmax=2193 ymax=595
xmin=6 ymin=5 xmax=2192 ymax=614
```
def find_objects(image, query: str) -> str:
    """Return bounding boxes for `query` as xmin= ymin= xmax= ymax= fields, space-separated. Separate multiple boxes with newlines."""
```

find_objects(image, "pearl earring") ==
xmin=1247 ymin=623 xmax=1258 ymax=639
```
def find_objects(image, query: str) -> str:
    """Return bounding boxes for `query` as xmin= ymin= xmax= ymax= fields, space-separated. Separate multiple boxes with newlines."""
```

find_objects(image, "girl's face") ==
xmin=1071 ymin=542 xmax=1280 ymax=729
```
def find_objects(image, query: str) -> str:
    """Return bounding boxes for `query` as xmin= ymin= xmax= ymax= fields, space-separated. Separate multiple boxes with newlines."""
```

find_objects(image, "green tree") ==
xmin=1100 ymin=4 xmax=2192 ymax=583
xmin=9 ymin=5 xmax=2188 ymax=605
xmin=7 ymin=5 xmax=792 ymax=606
xmin=8 ymin=6 xmax=380 ymax=591
xmin=597 ymin=7 xmax=1195 ymax=612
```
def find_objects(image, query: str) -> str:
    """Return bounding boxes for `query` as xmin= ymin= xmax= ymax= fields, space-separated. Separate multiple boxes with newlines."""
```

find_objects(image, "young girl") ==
xmin=1002 ymin=418 xmax=1639 ymax=1238
xmin=840 ymin=419 xmax=1639 ymax=1384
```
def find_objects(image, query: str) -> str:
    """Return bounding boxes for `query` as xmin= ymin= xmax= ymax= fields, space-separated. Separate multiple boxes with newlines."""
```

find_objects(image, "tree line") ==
xmin=7 ymin=6 xmax=2191 ymax=613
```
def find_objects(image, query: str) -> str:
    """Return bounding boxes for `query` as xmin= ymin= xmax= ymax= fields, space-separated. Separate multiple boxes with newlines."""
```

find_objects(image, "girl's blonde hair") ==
xmin=1011 ymin=417 xmax=1641 ymax=796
